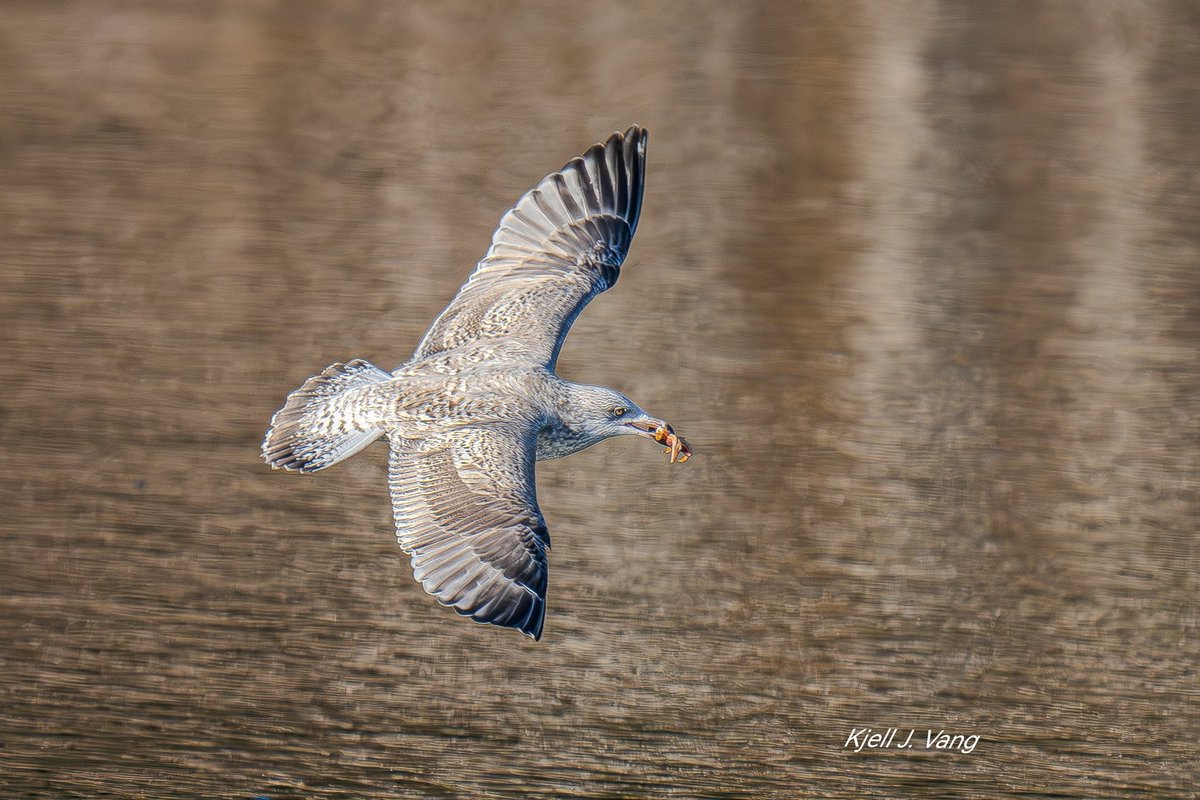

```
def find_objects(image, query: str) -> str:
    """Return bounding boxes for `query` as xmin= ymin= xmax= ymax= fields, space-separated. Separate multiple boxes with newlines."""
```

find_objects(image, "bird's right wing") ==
xmin=410 ymin=125 xmax=648 ymax=369
xmin=387 ymin=425 xmax=550 ymax=640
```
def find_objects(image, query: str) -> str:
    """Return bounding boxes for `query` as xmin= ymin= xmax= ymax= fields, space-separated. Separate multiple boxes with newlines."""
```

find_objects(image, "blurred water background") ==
xmin=1 ymin=2 xmax=1197 ymax=797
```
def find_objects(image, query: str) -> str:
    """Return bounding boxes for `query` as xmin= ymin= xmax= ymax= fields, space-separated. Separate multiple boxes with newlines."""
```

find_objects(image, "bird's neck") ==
xmin=534 ymin=377 xmax=607 ymax=461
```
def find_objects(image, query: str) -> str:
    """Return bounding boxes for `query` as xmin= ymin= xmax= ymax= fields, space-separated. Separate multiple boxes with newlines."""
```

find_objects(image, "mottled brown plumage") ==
xmin=263 ymin=126 xmax=691 ymax=640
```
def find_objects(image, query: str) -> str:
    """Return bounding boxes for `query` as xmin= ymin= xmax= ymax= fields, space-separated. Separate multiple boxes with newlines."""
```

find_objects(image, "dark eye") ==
xmin=610 ymin=406 xmax=628 ymax=418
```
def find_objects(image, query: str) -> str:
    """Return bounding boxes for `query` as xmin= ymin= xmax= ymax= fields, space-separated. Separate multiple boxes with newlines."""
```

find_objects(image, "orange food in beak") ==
xmin=653 ymin=425 xmax=692 ymax=464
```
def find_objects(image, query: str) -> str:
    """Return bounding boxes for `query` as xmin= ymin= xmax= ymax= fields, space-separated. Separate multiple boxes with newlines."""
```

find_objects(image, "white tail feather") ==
xmin=262 ymin=359 xmax=391 ymax=473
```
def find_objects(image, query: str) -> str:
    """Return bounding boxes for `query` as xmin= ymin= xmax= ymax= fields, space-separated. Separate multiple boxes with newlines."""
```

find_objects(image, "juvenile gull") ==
xmin=263 ymin=126 xmax=690 ymax=640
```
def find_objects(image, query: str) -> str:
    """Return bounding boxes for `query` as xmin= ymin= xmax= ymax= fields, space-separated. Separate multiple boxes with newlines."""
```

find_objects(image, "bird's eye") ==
xmin=611 ymin=406 xmax=628 ymax=418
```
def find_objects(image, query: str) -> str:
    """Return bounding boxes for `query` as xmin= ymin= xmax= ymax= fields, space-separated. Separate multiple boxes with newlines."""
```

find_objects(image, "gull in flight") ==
xmin=263 ymin=126 xmax=691 ymax=640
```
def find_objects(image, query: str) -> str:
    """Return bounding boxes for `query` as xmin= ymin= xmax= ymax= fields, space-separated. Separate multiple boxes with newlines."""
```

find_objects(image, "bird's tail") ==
xmin=262 ymin=359 xmax=392 ymax=473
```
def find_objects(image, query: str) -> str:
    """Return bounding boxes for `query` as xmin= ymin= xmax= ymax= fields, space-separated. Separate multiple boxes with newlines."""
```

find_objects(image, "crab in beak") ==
xmin=627 ymin=417 xmax=693 ymax=463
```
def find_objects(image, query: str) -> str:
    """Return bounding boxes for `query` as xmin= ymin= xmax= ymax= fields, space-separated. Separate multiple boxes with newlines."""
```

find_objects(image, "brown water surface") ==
xmin=2 ymin=2 xmax=1197 ymax=797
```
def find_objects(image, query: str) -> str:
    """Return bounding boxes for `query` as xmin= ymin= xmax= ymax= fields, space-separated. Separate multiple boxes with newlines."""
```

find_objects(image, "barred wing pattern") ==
xmin=388 ymin=427 xmax=550 ymax=640
xmin=412 ymin=125 xmax=648 ymax=368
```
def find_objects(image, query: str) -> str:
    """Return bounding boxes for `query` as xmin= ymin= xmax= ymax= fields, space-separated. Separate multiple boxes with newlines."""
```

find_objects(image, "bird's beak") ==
xmin=626 ymin=417 xmax=693 ymax=463
xmin=626 ymin=417 xmax=667 ymax=439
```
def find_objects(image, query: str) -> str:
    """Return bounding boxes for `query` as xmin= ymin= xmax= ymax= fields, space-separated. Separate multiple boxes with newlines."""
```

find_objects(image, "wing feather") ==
xmin=388 ymin=426 xmax=550 ymax=640
xmin=411 ymin=125 xmax=648 ymax=368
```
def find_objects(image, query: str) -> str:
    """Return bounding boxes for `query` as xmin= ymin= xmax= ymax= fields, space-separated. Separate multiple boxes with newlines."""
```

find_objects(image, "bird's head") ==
xmin=564 ymin=384 xmax=692 ymax=463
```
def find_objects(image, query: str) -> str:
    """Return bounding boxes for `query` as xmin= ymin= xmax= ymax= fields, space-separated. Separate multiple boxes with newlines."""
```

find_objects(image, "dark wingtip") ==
xmin=524 ymin=605 xmax=545 ymax=641
xmin=618 ymin=125 xmax=648 ymax=164
xmin=622 ymin=123 xmax=647 ymax=146
xmin=506 ymin=592 xmax=546 ymax=641
xmin=445 ymin=587 xmax=546 ymax=642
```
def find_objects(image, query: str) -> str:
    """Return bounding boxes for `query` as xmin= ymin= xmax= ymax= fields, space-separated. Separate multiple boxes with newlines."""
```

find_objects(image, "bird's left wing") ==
xmin=410 ymin=125 xmax=648 ymax=369
xmin=388 ymin=425 xmax=551 ymax=639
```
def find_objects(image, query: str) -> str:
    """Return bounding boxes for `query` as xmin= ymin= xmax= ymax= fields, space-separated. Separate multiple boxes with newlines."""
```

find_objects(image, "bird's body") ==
xmin=263 ymin=126 xmax=690 ymax=640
